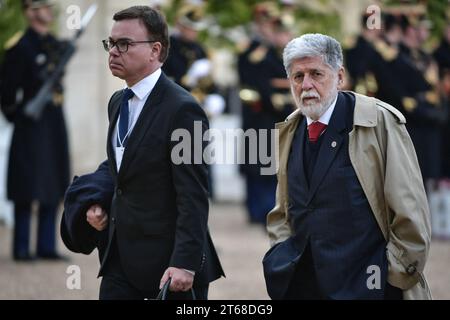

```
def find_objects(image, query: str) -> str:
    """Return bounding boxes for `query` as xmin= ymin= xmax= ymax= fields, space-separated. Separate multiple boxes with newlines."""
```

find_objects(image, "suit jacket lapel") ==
xmin=106 ymin=73 xmax=168 ymax=179
xmin=296 ymin=118 xmax=308 ymax=187
xmin=275 ymin=112 xmax=301 ymax=212
xmin=107 ymin=93 xmax=121 ymax=178
xmin=117 ymin=73 xmax=168 ymax=178
xmin=307 ymin=93 xmax=347 ymax=203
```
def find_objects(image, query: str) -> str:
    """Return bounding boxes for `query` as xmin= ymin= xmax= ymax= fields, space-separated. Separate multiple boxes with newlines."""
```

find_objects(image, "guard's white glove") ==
xmin=203 ymin=93 xmax=225 ymax=117
xmin=185 ymin=58 xmax=211 ymax=87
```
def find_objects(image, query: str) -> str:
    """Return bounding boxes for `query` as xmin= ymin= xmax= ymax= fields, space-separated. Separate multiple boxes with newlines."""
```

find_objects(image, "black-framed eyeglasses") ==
xmin=102 ymin=39 xmax=157 ymax=53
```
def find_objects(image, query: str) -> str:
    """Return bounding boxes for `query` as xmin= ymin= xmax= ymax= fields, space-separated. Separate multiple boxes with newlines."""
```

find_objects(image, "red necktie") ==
xmin=307 ymin=121 xmax=327 ymax=143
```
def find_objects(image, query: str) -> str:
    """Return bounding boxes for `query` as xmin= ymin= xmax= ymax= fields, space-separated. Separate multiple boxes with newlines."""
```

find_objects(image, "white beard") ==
xmin=292 ymin=87 xmax=338 ymax=121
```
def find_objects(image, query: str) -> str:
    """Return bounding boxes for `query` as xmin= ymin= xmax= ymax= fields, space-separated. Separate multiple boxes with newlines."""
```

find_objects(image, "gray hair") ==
xmin=283 ymin=33 xmax=343 ymax=76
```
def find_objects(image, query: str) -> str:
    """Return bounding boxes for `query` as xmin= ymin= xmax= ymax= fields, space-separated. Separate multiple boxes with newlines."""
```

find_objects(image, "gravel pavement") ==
xmin=0 ymin=203 xmax=448 ymax=300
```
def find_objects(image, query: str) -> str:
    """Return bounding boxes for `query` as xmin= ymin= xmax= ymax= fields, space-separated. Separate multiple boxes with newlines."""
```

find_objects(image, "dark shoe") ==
xmin=37 ymin=252 xmax=70 ymax=262
xmin=13 ymin=253 xmax=35 ymax=262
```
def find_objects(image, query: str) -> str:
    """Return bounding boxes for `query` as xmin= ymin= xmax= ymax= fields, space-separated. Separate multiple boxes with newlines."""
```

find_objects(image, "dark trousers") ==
xmin=284 ymin=244 xmax=326 ymax=300
xmin=13 ymin=202 xmax=58 ymax=257
xmin=245 ymin=175 xmax=277 ymax=224
xmin=100 ymin=239 xmax=208 ymax=300
xmin=384 ymin=283 xmax=403 ymax=300
xmin=284 ymin=245 xmax=403 ymax=300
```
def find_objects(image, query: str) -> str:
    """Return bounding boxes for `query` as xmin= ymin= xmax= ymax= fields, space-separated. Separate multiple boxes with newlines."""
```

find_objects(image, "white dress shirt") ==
xmin=305 ymin=94 xmax=338 ymax=126
xmin=110 ymin=68 xmax=196 ymax=276
xmin=112 ymin=68 xmax=161 ymax=170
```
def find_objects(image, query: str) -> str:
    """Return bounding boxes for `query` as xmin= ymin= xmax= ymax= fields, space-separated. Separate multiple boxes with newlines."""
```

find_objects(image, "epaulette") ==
xmin=401 ymin=97 xmax=417 ymax=113
xmin=239 ymin=88 xmax=260 ymax=103
xmin=248 ymin=45 xmax=268 ymax=64
xmin=4 ymin=30 xmax=24 ymax=50
xmin=373 ymin=39 xmax=398 ymax=62
xmin=236 ymin=39 xmax=250 ymax=54
xmin=377 ymin=100 xmax=406 ymax=123
xmin=342 ymin=35 xmax=357 ymax=50
xmin=424 ymin=64 xmax=439 ymax=86
xmin=425 ymin=91 xmax=439 ymax=105
xmin=271 ymin=93 xmax=294 ymax=111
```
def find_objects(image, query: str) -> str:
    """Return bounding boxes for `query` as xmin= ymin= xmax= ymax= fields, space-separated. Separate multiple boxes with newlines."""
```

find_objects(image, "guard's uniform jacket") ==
xmin=0 ymin=27 xmax=70 ymax=204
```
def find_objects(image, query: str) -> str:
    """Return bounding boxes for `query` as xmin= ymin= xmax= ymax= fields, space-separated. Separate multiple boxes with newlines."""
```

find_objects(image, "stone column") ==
xmin=57 ymin=0 xmax=120 ymax=175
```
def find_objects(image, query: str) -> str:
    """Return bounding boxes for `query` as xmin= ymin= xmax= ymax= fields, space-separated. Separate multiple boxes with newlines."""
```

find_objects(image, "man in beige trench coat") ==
xmin=263 ymin=33 xmax=432 ymax=300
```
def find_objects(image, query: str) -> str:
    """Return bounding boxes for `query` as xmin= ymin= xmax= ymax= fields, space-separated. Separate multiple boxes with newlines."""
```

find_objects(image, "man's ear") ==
xmin=150 ymin=42 xmax=162 ymax=62
xmin=337 ymin=66 xmax=345 ymax=90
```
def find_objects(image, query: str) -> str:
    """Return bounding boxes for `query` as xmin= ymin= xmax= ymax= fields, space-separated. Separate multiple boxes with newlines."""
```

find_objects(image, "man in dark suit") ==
xmin=263 ymin=34 xmax=431 ymax=300
xmin=63 ymin=6 xmax=223 ymax=300
xmin=0 ymin=0 xmax=70 ymax=261
xmin=162 ymin=4 xmax=225 ymax=199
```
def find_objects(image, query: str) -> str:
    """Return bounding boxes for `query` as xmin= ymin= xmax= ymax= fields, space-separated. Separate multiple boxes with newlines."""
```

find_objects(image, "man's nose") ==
xmin=109 ymin=45 xmax=120 ymax=57
xmin=301 ymin=74 xmax=313 ymax=90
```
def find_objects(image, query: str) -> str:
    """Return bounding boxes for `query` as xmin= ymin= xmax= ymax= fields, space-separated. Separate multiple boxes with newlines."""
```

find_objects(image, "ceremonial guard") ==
xmin=0 ymin=0 xmax=70 ymax=261
xmin=238 ymin=2 xmax=294 ymax=224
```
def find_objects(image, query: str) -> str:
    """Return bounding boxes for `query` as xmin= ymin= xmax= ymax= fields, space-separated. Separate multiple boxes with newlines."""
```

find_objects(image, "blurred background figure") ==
xmin=0 ymin=0 xmax=70 ymax=261
xmin=434 ymin=21 xmax=450 ymax=87
xmin=343 ymin=12 xmax=382 ymax=96
xmin=162 ymin=3 xmax=225 ymax=199
xmin=345 ymin=12 xmax=411 ymax=116
xmin=433 ymin=18 xmax=450 ymax=179
xmin=395 ymin=12 xmax=447 ymax=187
xmin=163 ymin=3 xmax=225 ymax=119
xmin=237 ymin=1 xmax=295 ymax=225
xmin=345 ymin=6 xmax=448 ymax=189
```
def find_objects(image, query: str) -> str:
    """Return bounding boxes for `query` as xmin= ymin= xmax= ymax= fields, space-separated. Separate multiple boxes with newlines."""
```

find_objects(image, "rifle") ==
xmin=24 ymin=3 xmax=98 ymax=120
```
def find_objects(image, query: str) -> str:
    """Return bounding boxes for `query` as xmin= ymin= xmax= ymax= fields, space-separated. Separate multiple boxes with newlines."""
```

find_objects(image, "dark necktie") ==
xmin=118 ymin=88 xmax=134 ymax=147
xmin=307 ymin=121 xmax=327 ymax=143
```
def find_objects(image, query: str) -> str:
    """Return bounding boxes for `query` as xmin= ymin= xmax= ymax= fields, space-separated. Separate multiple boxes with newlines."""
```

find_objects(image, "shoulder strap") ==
xmin=376 ymin=100 xmax=406 ymax=124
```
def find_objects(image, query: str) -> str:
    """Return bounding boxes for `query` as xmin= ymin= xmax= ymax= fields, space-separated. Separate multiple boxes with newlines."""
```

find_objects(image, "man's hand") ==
xmin=160 ymin=267 xmax=194 ymax=292
xmin=86 ymin=204 xmax=108 ymax=231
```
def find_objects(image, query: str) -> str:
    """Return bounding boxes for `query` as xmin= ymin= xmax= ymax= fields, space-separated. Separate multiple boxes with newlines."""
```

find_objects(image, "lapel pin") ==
xmin=331 ymin=141 xmax=337 ymax=148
